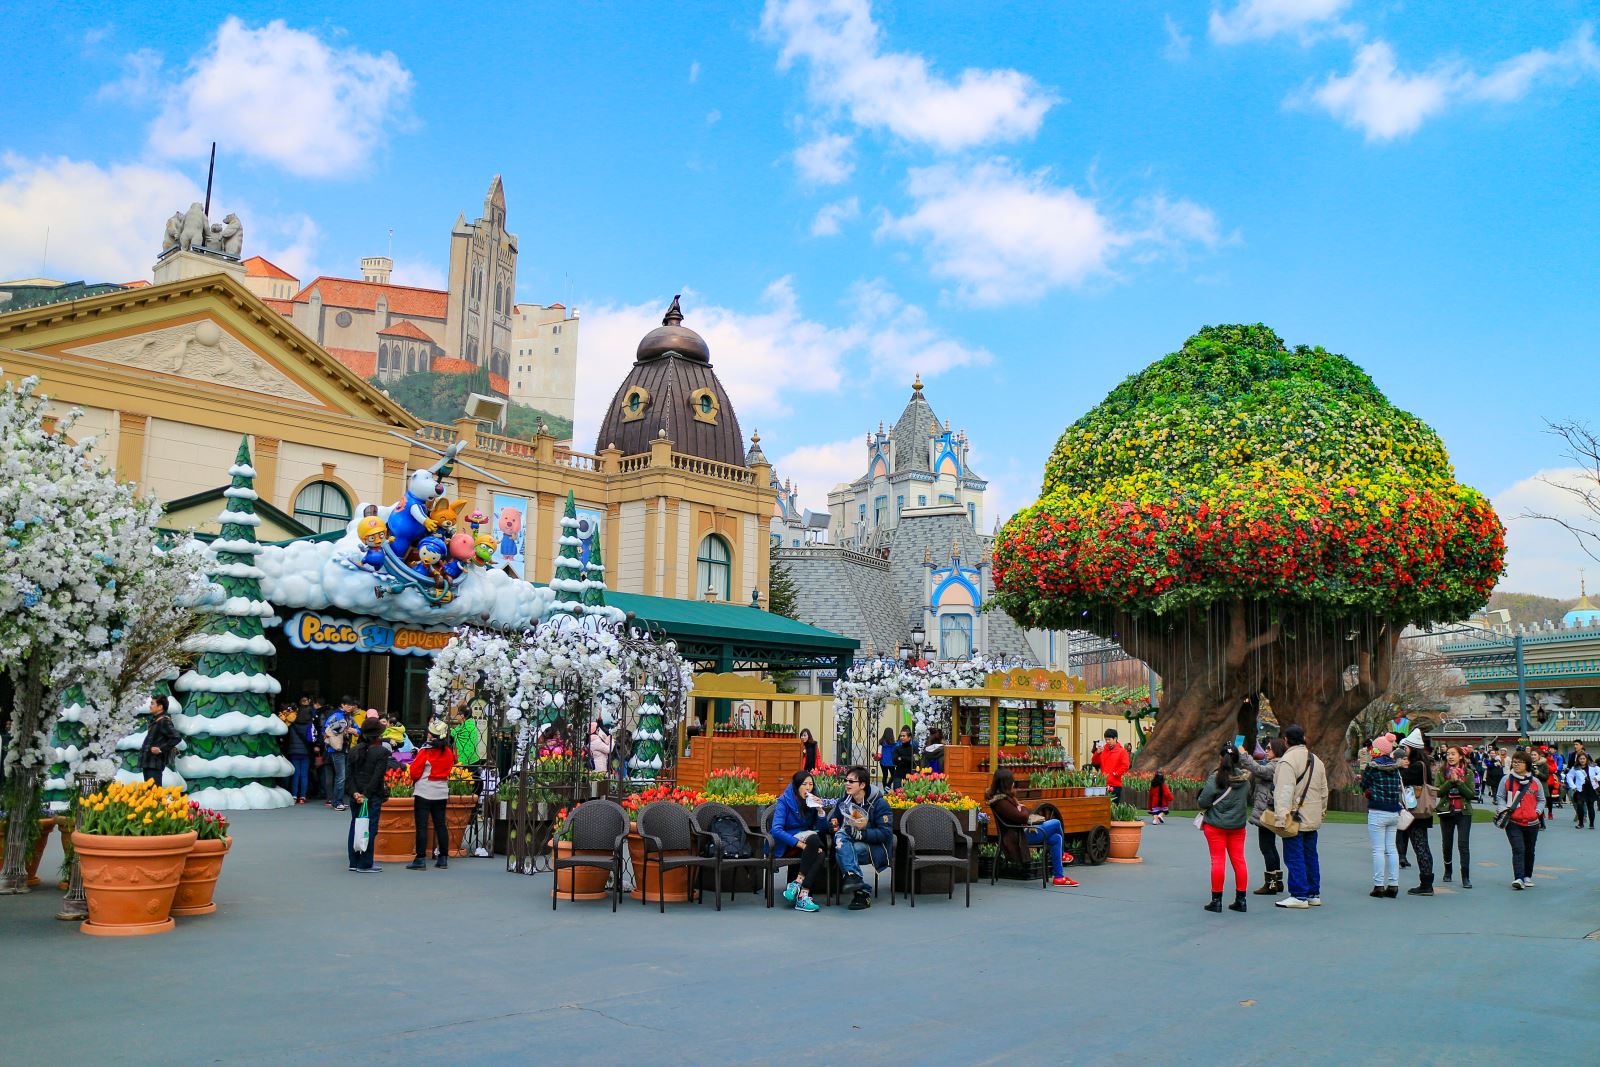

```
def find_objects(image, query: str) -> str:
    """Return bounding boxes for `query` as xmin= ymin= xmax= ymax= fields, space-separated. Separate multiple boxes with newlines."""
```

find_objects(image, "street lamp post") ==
xmin=1415 ymin=621 xmax=1531 ymax=737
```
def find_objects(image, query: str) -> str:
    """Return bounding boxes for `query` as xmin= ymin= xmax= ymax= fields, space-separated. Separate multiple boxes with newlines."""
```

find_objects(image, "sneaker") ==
xmin=841 ymin=875 xmax=866 ymax=894
xmin=406 ymin=860 xmax=427 ymax=870
xmin=335 ymin=804 xmax=347 ymax=811
xmin=1511 ymin=879 xmax=1524 ymax=890
xmin=434 ymin=859 xmax=448 ymax=869
xmin=1308 ymin=896 xmax=1322 ymax=906
xmin=348 ymin=866 xmax=362 ymax=873
xmin=783 ymin=880 xmax=800 ymax=904
xmin=1521 ymin=877 xmax=1534 ymax=888
xmin=848 ymin=890 xmax=872 ymax=911
xmin=1275 ymin=896 xmax=1311 ymax=909
xmin=1061 ymin=851 xmax=1075 ymax=864
xmin=356 ymin=867 xmax=381 ymax=874
xmin=1052 ymin=876 xmax=1078 ymax=887
xmin=794 ymin=895 xmax=820 ymax=913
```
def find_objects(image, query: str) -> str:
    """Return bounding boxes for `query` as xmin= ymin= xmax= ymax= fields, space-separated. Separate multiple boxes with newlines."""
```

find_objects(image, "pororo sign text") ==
xmin=285 ymin=610 xmax=454 ymax=657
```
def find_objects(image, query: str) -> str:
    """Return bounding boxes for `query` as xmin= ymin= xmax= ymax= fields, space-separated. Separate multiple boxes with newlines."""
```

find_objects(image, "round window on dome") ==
xmin=689 ymin=387 xmax=719 ymax=425
xmin=699 ymin=395 xmax=713 ymax=415
xmin=621 ymin=386 xmax=650 ymax=422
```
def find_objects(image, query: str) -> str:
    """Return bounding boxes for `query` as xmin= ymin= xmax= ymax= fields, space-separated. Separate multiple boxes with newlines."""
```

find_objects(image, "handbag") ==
xmin=1493 ymin=778 xmax=1536 ymax=830
xmin=1194 ymin=785 xmax=1234 ymax=829
xmin=1400 ymin=785 xmax=1417 ymax=810
xmin=352 ymin=799 xmax=371 ymax=853
xmin=1412 ymin=773 xmax=1439 ymax=818
xmin=1397 ymin=808 xmax=1415 ymax=831
xmin=1272 ymin=754 xmax=1317 ymax=839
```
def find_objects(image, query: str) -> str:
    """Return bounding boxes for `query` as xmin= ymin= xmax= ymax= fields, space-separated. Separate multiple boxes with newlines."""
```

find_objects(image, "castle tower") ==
xmin=444 ymin=176 xmax=518 ymax=380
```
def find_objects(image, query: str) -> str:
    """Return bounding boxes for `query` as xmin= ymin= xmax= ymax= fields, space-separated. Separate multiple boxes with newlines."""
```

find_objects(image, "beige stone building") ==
xmin=510 ymin=302 xmax=578 ymax=424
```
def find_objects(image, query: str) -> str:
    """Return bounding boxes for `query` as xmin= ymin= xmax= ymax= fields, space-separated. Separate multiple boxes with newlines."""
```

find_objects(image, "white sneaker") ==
xmin=1511 ymin=879 xmax=1524 ymax=890
xmin=1308 ymin=895 xmax=1322 ymax=906
xmin=1521 ymin=877 xmax=1535 ymax=888
xmin=1275 ymin=896 xmax=1311 ymax=909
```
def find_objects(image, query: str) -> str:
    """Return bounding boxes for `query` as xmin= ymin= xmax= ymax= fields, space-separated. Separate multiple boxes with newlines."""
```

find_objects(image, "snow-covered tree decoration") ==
xmin=629 ymin=690 xmax=667 ymax=780
xmin=41 ymin=687 xmax=88 ymax=812
xmin=550 ymin=490 xmax=585 ymax=618
xmin=1 ymin=370 xmax=173 ymax=889
xmin=171 ymin=438 xmax=291 ymax=810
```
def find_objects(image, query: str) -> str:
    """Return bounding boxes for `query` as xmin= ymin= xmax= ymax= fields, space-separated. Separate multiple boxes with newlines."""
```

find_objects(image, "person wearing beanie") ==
xmin=1395 ymin=728 xmax=1425 ymax=869
xmin=1398 ymin=729 xmax=1436 ymax=896
xmin=1238 ymin=737 xmax=1288 ymax=896
xmin=1362 ymin=733 xmax=1404 ymax=897
xmin=406 ymin=719 xmax=457 ymax=870
xmin=1196 ymin=745 xmax=1253 ymax=914
xmin=1272 ymin=724 xmax=1329 ymax=909
xmin=346 ymin=719 xmax=390 ymax=873
xmin=1436 ymin=745 xmax=1475 ymax=888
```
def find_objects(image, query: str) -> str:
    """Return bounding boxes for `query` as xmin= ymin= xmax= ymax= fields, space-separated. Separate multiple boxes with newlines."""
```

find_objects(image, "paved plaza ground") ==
xmin=4 ymin=808 xmax=1598 ymax=1066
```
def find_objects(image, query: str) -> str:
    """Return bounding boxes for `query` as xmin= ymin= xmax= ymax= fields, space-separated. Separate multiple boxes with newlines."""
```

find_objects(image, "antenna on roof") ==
xmin=387 ymin=228 xmax=394 ymax=259
xmin=203 ymin=141 xmax=217 ymax=217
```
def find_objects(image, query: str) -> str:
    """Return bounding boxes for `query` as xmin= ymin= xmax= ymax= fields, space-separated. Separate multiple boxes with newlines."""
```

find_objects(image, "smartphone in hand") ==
xmin=1234 ymin=734 xmax=1246 ymax=749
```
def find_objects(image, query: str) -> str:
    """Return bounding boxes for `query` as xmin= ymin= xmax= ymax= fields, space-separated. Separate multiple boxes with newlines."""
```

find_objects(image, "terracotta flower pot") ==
xmin=439 ymin=794 xmax=476 ymax=857
xmin=1107 ymin=820 xmax=1144 ymax=863
xmin=373 ymin=796 xmax=416 ymax=863
xmin=554 ymin=841 xmax=612 ymax=900
xmin=171 ymin=836 xmax=231 ymax=917
xmin=26 ymin=817 xmax=56 ymax=888
xmin=627 ymin=827 xmax=692 ymax=902
xmin=74 ymin=830 xmax=197 ymax=937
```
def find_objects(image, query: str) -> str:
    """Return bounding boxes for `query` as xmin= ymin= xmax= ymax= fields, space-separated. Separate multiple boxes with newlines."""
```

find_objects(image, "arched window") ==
xmin=696 ymin=535 xmax=731 ymax=601
xmin=939 ymin=614 xmax=973 ymax=661
xmin=378 ymin=342 xmax=388 ymax=369
xmin=293 ymin=481 xmax=352 ymax=535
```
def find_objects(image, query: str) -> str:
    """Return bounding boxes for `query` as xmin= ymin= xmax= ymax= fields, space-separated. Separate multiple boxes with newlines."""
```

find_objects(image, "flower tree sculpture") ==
xmin=991 ymin=326 xmax=1505 ymax=783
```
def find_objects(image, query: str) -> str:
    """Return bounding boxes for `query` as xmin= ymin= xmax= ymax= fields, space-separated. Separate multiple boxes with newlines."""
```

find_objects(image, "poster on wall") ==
xmin=575 ymin=505 xmax=603 ymax=569
xmin=492 ymin=494 xmax=527 ymax=577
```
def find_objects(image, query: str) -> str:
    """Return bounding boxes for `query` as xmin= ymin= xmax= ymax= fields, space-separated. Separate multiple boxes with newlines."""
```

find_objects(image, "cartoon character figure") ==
xmin=354 ymin=515 xmax=390 ymax=571
xmin=386 ymin=443 xmax=463 ymax=556
xmin=412 ymin=536 xmax=459 ymax=603
xmin=497 ymin=506 xmax=523 ymax=561
xmin=474 ymin=532 xmax=497 ymax=565
xmin=429 ymin=496 xmax=468 ymax=541
xmin=464 ymin=509 xmax=489 ymax=537
xmin=447 ymin=531 xmax=477 ymax=565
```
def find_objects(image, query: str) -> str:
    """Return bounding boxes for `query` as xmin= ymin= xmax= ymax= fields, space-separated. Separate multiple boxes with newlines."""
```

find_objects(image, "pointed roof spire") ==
xmin=912 ymin=373 xmax=923 ymax=394
xmin=663 ymin=294 xmax=684 ymax=326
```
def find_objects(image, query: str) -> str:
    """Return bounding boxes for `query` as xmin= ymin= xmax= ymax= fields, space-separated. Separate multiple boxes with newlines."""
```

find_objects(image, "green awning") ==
xmin=604 ymin=590 xmax=857 ymax=656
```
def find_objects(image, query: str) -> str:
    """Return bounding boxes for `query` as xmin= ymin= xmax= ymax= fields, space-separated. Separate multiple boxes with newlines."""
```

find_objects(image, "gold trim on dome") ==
xmin=621 ymin=385 xmax=651 ymax=422
xmin=688 ymin=387 xmax=720 ymax=425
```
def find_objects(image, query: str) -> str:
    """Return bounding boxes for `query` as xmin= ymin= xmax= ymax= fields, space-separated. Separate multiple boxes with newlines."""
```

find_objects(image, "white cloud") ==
xmin=773 ymin=436 xmax=863 ymax=512
xmin=847 ymin=278 xmax=990 ymax=379
xmin=689 ymin=61 xmax=701 ymax=83
xmin=810 ymin=196 xmax=860 ymax=236
xmin=1301 ymin=25 xmax=1600 ymax=141
xmin=1163 ymin=15 xmax=1193 ymax=61
xmin=0 ymin=155 xmax=200 ymax=282
xmin=1208 ymin=0 xmax=1353 ymax=44
xmin=794 ymin=131 xmax=854 ymax=185
xmin=1492 ymin=468 xmax=1599 ymax=599
xmin=97 ymin=47 xmax=163 ymax=101
xmin=705 ymin=109 xmax=722 ymax=125
xmin=881 ymin=159 xmax=1117 ymax=304
xmin=146 ymin=17 xmax=412 ymax=178
xmin=761 ymin=0 xmax=1056 ymax=151
xmin=257 ymin=213 xmax=321 ymax=282
xmin=390 ymin=259 xmax=447 ymax=291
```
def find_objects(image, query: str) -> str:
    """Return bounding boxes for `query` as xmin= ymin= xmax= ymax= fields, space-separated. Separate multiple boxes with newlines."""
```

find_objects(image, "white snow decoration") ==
xmin=187 ymin=782 xmax=292 ymax=810
xmin=184 ymin=632 xmax=277 ymax=656
xmin=114 ymin=767 xmax=188 ymax=789
xmin=211 ymin=538 xmax=263 ymax=555
xmin=200 ymin=596 xmax=275 ymax=618
xmin=207 ymin=562 xmax=266 ymax=580
xmin=44 ymin=776 xmax=71 ymax=792
xmin=46 ymin=744 xmax=81 ymax=764
xmin=217 ymin=509 xmax=262 ymax=526
xmin=58 ymin=703 xmax=89 ymax=724
xmin=223 ymin=486 xmax=260 ymax=500
xmin=174 ymin=669 xmax=282 ymax=695
xmin=176 ymin=753 xmax=293 ymax=778
xmin=559 ymin=535 xmax=581 ymax=547
xmin=174 ymin=710 xmax=287 ymax=737
xmin=252 ymin=515 xmax=553 ymax=631
xmin=228 ymin=463 xmax=257 ymax=478
xmin=118 ymin=731 xmax=143 ymax=751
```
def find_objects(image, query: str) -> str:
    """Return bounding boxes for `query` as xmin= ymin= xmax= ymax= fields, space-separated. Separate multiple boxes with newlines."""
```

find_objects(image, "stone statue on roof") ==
xmin=163 ymin=204 xmax=243 ymax=259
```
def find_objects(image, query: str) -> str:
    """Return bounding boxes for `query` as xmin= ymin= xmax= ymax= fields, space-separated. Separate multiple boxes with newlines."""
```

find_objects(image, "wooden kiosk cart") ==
xmin=674 ymin=674 xmax=834 ymax=795
xmin=929 ymin=668 xmax=1114 ymax=866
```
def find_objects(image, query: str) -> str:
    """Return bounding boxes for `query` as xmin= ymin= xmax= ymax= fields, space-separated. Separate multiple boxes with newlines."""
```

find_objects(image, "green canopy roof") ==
xmin=604 ymin=590 xmax=857 ymax=670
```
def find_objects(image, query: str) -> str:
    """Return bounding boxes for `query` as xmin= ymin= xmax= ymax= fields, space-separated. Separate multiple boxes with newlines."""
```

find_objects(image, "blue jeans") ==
xmin=1025 ymin=819 xmax=1065 ymax=878
xmin=1283 ymin=829 xmax=1321 ymax=899
xmin=834 ymin=834 xmax=873 ymax=883
xmin=347 ymin=798 xmax=382 ymax=869
xmin=289 ymin=755 xmax=310 ymax=799
xmin=1367 ymin=809 xmax=1400 ymax=886
xmin=323 ymin=750 xmax=347 ymax=805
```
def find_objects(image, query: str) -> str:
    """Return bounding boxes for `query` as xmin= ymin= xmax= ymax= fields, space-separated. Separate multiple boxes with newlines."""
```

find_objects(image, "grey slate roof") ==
xmin=892 ymin=386 xmax=937 ymax=474
xmin=888 ymin=511 xmax=1035 ymax=662
xmin=778 ymin=548 xmax=901 ymax=656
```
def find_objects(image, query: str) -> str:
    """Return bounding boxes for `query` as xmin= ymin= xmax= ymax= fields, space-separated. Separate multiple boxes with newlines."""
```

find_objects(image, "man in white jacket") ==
xmin=1272 ymin=725 xmax=1330 ymax=909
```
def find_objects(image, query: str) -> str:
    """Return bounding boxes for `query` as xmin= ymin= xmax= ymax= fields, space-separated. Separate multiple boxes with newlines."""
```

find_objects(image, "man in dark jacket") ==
xmin=346 ymin=720 xmax=390 ymax=873
xmin=139 ymin=694 xmax=180 ymax=784
xmin=830 ymin=765 xmax=894 ymax=909
xmin=891 ymin=727 xmax=917 ymax=788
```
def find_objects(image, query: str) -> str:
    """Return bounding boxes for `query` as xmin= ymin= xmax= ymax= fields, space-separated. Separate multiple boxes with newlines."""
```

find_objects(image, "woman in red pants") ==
xmin=1197 ymin=745 xmax=1253 ymax=913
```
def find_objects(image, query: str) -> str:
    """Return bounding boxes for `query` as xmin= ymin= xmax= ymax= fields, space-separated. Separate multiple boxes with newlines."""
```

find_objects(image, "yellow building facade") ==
xmin=0 ymin=272 xmax=773 ymax=604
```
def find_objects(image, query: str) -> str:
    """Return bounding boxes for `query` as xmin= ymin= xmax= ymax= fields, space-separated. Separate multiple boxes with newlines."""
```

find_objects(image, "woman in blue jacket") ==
xmin=771 ymin=768 xmax=828 ymax=913
xmin=878 ymin=729 xmax=896 ymax=789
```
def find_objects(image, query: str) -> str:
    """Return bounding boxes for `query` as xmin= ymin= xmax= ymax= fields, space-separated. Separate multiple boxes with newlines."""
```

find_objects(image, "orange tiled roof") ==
xmin=377 ymin=319 xmax=436 ymax=342
xmin=489 ymin=373 xmax=509 ymax=394
xmin=120 ymin=280 xmax=151 ymax=289
xmin=292 ymin=276 xmax=447 ymax=318
xmin=325 ymin=347 xmax=377 ymax=378
xmin=431 ymin=356 xmax=476 ymax=375
xmin=263 ymin=298 xmax=294 ymax=317
xmin=243 ymin=255 xmax=297 ymax=282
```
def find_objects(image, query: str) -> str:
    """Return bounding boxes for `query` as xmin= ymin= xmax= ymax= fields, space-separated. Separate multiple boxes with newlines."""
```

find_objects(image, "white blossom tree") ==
xmin=0 ymin=372 xmax=181 ymax=891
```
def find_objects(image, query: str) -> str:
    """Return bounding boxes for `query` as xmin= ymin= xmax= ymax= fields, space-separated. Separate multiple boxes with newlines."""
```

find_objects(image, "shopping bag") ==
xmin=352 ymin=800 xmax=371 ymax=852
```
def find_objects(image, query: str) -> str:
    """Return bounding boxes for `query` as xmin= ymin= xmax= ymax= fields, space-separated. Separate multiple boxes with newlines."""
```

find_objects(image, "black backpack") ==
xmin=704 ymin=812 xmax=751 ymax=859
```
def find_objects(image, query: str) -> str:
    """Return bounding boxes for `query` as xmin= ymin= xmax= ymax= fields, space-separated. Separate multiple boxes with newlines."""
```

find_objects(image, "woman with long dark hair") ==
xmin=1239 ymin=737 xmax=1288 ymax=896
xmin=799 ymin=728 xmax=819 ymax=773
xmin=1398 ymin=730 xmax=1436 ymax=895
xmin=877 ymin=728 xmax=896 ymax=788
xmin=1566 ymin=750 xmax=1599 ymax=829
xmin=770 ymin=768 xmax=828 ymax=912
xmin=1436 ymin=744 xmax=1474 ymax=888
xmin=1196 ymin=744 xmax=1252 ymax=913
xmin=986 ymin=768 xmax=1076 ymax=887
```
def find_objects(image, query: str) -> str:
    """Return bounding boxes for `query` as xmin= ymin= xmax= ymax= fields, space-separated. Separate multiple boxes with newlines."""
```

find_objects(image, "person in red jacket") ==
xmin=1148 ymin=771 xmax=1174 ymax=824
xmin=406 ymin=719 xmax=457 ymax=870
xmin=1100 ymin=729 xmax=1132 ymax=802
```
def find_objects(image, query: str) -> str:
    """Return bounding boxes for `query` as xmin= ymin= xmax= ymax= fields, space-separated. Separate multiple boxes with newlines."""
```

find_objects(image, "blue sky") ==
xmin=3 ymin=1 xmax=1598 ymax=599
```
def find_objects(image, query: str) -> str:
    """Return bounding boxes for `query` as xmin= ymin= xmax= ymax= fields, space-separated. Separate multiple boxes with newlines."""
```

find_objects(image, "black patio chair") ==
xmin=987 ymin=802 xmax=1050 ymax=889
xmin=551 ymin=798 xmax=628 ymax=912
xmin=901 ymin=805 xmax=973 ymax=907
xmin=635 ymin=801 xmax=716 ymax=913
xmin=693 ymin=802 xmax=777 ymax=910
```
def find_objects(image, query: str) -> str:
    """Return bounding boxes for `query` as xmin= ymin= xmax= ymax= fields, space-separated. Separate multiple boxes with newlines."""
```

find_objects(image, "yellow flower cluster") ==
xmin=76 ymin=780 xmax=195 ymax=837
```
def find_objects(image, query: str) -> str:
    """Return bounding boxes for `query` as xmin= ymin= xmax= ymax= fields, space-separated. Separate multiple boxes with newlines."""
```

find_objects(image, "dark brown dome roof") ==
xmin=595 ymin=296 xmax=745 ymax=466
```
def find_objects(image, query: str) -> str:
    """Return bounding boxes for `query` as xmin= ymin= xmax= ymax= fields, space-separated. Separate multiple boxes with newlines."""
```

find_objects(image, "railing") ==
xmin=555 ymin=449 xmax=600 ymax=472
xmin=474 ymin=430 xmax=538 ymax=458
xmin=670 ymin=453 xmax=756 ymax=485
xmin=618 ymin=454 xmax=651 ymax=473
xmin=416 ymin=421 xmax=458 ymax=444
xmin=775 ymin=545 xmax=889 ymax=570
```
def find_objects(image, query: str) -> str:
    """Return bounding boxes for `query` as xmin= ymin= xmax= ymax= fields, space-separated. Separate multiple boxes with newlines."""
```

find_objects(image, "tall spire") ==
xmin=663 ymin=294 xmax=683 ymax=326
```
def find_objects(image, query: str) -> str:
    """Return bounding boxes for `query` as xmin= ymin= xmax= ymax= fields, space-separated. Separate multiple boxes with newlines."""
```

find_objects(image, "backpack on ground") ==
xmin=704 ymin=812 xmax=751 ymax=859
